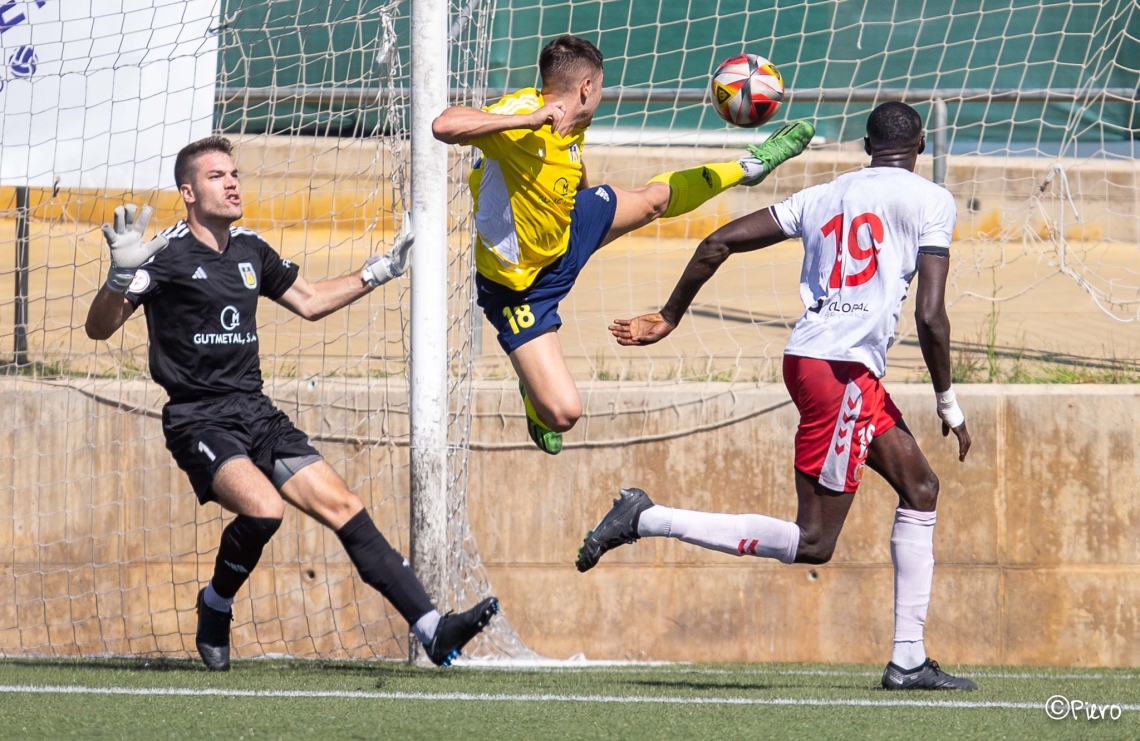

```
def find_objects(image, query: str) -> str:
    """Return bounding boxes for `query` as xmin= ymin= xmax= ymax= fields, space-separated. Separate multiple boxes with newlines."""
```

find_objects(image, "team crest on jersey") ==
xmin=128 ymin=270 xmax=150 ymax=293
xmin=568 ymin=143 xmax=581 ymax=162
xmin=238 ymin=262 xmax=257 ymax=290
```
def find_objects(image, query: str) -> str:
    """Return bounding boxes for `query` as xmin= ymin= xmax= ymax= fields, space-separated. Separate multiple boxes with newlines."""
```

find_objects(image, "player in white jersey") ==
xmin=576 ymin=103 xmax=976 ymax=691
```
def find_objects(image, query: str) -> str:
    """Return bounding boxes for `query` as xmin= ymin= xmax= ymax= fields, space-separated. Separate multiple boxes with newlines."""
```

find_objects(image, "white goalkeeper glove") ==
xmin=362 ymin=214 xmax=414 ymax=288
xmin=100 ymin=204 xmax=169 ymax=293
xmin=936 ymin=387 xmax=965 ymax=429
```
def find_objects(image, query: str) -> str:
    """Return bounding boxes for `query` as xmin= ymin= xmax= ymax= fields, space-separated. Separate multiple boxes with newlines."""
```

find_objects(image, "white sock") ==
xmin=892 ymin=640 xmax=926 ymax=670
xmin=203 ymin=582 xmax=234 ymax=614
xmin=638 ymin=505 xmax=799 ymax=564
xmin=890 ymin=507 xmax=937 ymax=669
xmin=636 ymin=505 xmax=675 ymax=537
xmin=411 ymin=609 xmax=441 ymax=646
xmin=737 ymin=157 xmax=766 ymax=182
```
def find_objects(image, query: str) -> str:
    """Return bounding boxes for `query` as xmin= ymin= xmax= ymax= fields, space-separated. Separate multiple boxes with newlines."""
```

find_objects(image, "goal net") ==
xmin=0 ymin=0 xmax=529 ymax=661
xmin=1 ymin=0 xmax=1139 ymax=661
xmin=479 ymin=0 xmax=1140 ymax=392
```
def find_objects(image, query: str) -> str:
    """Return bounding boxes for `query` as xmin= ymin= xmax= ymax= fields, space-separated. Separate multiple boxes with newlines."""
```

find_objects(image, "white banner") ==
xmin=0 ymin=0 xmax=219 ymax=189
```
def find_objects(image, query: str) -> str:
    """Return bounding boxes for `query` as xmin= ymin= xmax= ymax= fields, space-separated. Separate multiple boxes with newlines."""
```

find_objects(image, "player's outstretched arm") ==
xmin=432 ymin=102 xmax=565 ymax=145
xmin=276 ymin=218 xmax=414 ymax=321
xmin=85 ymin=288 xmax=137 ymax=340
xmin=915 ymin=253 xmax=971 ymax=461
xmin=85 ymin=204 xmax=167 ymax=340
xmin=609 ymin=207 xmax=788 ymax=346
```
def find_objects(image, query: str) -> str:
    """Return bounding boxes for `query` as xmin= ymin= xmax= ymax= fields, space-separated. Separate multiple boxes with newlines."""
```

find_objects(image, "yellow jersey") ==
xmin=469 ymin=88 xmax=586 ymax=291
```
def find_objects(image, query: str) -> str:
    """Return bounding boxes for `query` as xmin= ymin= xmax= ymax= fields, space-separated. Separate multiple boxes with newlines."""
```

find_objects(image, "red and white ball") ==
xmin=710 ymin=53 xmax=784 ymax=127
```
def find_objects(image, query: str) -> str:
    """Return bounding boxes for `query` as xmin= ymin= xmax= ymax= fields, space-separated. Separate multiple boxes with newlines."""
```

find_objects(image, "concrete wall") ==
xmin=0 ymin=378 xmax=414 ymax=660
xmin=473 ymin=382 xmax=1140 ymax=667
xmin=1 ymin=378 xmax=1139 ymax=666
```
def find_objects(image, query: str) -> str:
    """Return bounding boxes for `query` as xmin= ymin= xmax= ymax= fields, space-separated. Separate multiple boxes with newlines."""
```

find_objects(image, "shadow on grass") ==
xmin=0 ymin=657 xmax=202 ymax=673
xmin=624 ymin=676 xmax=881 ymax=693
xmin=0 ymin=656 xmax=419 ymax=679
xmin=625 ymin=678 xmax=775 ymax=692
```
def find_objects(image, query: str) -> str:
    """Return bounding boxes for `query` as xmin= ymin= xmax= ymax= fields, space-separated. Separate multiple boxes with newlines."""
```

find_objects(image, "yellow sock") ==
xmin=647 ymin=161 xmax=744 ymax=219
xmin=520 ymin=383 xmax=553 ymax=431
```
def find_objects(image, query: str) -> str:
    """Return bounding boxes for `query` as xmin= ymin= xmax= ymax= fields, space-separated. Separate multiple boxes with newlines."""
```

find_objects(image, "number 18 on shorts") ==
xmin=502 ymin=304 xmax=536 ymax=334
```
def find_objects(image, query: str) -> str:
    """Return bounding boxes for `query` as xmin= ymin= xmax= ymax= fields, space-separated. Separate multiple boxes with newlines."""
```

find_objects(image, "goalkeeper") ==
xmin=433 ymin=35 xmax=814 ymax=455
xmin=85 ymin=136 xmax=497 ymax=670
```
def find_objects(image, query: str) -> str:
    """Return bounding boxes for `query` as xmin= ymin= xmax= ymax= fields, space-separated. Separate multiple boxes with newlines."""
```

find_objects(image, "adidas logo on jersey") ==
xmin=192 ymin=267 xmax=208 ymax=280
xmin=595 ymin=187 xmax=610 ymax=202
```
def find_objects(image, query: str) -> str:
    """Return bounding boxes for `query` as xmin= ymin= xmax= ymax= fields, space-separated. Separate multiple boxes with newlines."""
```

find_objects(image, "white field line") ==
xmin=457 ymin=662 xmax=1140 ymax=681
xmin=675 ymin=669 xmax=1140 ymax=681
xmin=0 ymin=685 xmax=1137 ymax=712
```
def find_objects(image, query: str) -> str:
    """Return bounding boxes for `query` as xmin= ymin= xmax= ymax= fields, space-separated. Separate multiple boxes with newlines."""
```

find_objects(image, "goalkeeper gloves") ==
xmin=100 ymin=204 xmax=169 ymax=293
xmin=362 ymin=214 xmax=415 ymax=288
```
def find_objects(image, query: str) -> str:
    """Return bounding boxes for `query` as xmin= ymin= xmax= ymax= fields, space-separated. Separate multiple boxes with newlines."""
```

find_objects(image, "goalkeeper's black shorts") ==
xmin=162 ymin=392 xmax=321 ymax=503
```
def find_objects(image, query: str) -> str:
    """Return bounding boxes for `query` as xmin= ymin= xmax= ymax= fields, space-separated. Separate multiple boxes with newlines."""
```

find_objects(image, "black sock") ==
xmin=210 ymin=515 xmax=282 ymax=600
xmin=335 ymin=509 xmax=434 ymax=625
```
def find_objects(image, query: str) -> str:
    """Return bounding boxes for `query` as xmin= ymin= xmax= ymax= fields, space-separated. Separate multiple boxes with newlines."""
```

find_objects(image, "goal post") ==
xmin=408 ymin=0 xmax=451 ymax=664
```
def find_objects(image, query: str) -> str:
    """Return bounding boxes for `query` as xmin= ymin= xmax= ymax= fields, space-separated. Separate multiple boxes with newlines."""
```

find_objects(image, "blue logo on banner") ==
xmin=0 ymin=2 xmax=48 ymax=35
xmin=8 ymin=44 xmax=36 ymax=77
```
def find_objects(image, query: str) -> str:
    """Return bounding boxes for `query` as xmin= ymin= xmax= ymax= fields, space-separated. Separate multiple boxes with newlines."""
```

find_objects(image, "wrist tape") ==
xmin=362 ymin=254 xmax=396 ymax=288
xmin=936 ymin=388 xmax=965 ymax=428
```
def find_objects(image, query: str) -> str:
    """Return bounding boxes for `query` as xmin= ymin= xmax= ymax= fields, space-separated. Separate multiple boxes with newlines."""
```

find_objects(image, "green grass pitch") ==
xmin=0 ymin=659 xmax=1136 ymax=740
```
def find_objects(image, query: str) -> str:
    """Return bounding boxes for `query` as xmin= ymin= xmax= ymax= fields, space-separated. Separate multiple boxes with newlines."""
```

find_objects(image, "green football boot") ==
xmin=519 ymin=381 xmax=562 ymax=455
xmin=739 ymin=120 xmax=816 ymax=186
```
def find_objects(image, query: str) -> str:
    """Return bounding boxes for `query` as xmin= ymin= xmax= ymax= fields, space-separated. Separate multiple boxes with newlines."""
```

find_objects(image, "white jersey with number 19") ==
xmin=770 ymin=167 xmax=957 ymax=379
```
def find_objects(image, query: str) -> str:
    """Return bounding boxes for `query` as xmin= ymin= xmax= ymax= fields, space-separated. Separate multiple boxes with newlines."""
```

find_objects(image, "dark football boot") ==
xmin=576 ymin=487 xmax=654 ymax=573
xmin=882 ymin=659 xmax=978 ymax=691
xmin=195 ymin=587 xmax=233 ymax=672
xmin=426 ymin=597 xmax=500 ymax=667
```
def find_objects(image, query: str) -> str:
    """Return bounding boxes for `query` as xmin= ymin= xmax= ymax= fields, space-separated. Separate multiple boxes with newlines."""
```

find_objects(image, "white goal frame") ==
xmin=408 ymin=0 xmax=451 ymax=664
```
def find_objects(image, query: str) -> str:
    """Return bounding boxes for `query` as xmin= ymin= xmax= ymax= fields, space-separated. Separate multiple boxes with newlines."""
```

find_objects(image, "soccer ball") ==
xmin=710 ymin=53 xmax=783 ymax=127
xmin=8 ymin=45 xmax=38 ymax=79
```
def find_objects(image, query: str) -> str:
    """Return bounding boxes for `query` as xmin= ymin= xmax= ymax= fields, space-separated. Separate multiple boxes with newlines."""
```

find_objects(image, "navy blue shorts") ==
xmin=477 ymin=185 xmax=618 ymax=354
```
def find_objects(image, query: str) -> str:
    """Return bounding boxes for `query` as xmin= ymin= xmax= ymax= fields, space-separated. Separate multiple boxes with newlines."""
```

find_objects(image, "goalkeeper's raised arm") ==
xmin=86 ymin=189 xmax=414 ymax=341
xmin=84 ymin=204 xmax=168 ymax=340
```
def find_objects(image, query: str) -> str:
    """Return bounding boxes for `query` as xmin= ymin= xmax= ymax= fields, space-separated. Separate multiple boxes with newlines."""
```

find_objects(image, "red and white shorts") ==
xmin=782 ymin=354 xmax=903 ymax=493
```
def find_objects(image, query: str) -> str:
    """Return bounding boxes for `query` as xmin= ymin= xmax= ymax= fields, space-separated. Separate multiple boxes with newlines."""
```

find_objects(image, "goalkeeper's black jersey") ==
xmin=125 ymin=220 xmax=299 ymax=404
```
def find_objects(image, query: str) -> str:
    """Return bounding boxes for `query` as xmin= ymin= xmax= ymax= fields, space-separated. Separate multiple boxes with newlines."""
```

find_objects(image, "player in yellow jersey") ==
xmin=433 ymin=35 xmax=814 ymax=454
